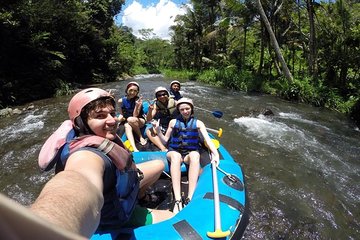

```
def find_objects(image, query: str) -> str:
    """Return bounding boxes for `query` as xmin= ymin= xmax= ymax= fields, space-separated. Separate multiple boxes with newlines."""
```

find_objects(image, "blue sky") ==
xmin=115 ymin=0 xmax=190 ymax=40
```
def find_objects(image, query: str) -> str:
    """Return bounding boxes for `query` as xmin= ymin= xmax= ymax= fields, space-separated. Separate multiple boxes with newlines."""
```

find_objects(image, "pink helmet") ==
xmin=68 ymin=88 xmax=114 ymax=123
xmin=176 ymin=97 xmax=194 ymax=110
xmin=126 ymin=81 xmax=140 ymax=93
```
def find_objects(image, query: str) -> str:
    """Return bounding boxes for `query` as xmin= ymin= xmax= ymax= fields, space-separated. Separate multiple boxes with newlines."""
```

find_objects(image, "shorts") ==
xmin=124 ymin=205 xmax=153 ymax=227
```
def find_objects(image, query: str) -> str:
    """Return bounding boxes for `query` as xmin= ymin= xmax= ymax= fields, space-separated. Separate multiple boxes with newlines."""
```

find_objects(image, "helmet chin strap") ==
xmin=75 ymin=116 xmax=94 ymax=136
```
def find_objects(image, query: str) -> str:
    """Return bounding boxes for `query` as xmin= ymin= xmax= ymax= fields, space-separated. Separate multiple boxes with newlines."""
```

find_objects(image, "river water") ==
xmin=0 ymin=75 xmax=359 ymax=239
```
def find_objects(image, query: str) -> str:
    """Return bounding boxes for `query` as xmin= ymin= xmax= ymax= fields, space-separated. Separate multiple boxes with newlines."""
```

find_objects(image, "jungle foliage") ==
xmin=1 ymin=0 xmax=359 ymax=124
xmin=168 ymin=0 xmax=360 ymax=118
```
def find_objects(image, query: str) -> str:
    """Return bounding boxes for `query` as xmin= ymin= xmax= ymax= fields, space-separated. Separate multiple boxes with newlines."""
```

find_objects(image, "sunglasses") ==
xmin=156 ymin=93 xmax=168 ymax=98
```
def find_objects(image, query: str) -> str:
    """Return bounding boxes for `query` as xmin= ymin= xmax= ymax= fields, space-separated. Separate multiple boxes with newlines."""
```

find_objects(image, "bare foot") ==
xmin=172 ymin=199 xmax=182 ymax=214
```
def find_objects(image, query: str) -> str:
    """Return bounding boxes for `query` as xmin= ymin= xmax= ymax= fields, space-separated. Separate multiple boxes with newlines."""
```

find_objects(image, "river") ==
xmin=0 ymin=75 xmax=359 ymax=239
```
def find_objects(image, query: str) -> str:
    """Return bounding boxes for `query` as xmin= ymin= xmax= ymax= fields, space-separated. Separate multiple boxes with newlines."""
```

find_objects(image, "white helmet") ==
xmin=155 ymin=86 xmax=169 ymax=97
xmin=170 ymin=80 xmax=181 ymax=89
xmin=125 ymin=81 xmax=140 ymax=93
xmin=176 ymin=97 xmax=194 ymax=110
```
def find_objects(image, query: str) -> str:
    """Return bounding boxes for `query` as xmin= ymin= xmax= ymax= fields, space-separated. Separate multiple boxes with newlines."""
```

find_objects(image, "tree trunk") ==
xmin=306 ymin=0 xmax=318 ymax=78
xmin=243 ymin=26 xmax=247 ymax=70
xmin=256 ymin=0 xmax=293 ymax=82
xmin=258 ymin=22 xmax=265 ymax=75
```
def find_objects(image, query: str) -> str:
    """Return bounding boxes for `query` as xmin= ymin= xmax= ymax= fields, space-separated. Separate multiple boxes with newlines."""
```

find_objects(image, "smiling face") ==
xmin=126 ymin=85 xmax=139 ymax=99
xmin=156 ymin=91 xmax=169 ymax=103
xmin=84 ymin=100 xmax=118 ymax=140
xmin=178 ymin=103 xmax=192 ymax=119
xmin=171 ymin=83 xmax=180 ymax=92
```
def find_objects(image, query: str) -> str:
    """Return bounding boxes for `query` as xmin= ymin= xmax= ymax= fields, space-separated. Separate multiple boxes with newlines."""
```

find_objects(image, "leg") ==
xmin=167 ymin=151 xmax=183 ymax=213
xmin=124 ymin=122 xmax=138 ymax=152
xmin=184 ymin=151 xmax=200 ymax=200
xmin=125 ymin=205 xmax=174 ymax=228
xmin=127 ymin=117 xmax=147 ymax=145
xmin=136 ymin=160 xmax=165 ymax=198
xmin=146 ymin=128 xmax=167 ymax=151
xmin=150 ymin=209 xmax=175 ymax=223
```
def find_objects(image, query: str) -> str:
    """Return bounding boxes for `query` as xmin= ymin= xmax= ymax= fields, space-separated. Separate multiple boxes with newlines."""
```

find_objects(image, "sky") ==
xmin=115 ymin=0 xmax=190 ymax=40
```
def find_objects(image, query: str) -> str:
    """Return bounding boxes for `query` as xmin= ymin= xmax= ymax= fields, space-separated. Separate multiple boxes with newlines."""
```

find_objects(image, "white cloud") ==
xmin=120 ymin=0 xmax=187 ymax=40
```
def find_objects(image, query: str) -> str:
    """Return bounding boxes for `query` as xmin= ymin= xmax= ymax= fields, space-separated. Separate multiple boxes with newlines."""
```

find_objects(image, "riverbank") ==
xmin=162 ymin=69 xmax=360 ymax=128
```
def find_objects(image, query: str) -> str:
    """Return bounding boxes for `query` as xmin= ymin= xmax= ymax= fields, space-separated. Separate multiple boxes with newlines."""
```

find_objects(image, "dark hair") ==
xmin=75 ymin=97 xmax=115 ymax=135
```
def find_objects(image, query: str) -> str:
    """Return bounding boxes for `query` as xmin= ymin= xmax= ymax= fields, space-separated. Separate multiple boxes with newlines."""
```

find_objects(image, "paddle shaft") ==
xmin=206 ymin=127 xmax=218 ymax=134
xmin=206 ymin=156 xmax=230 ymax=238
xmin=194 ymin=106 xmax=223 ymax=118
xmin=211 ymin=160 xmax=222 ymax=231
xmin=195 ymin=106 xmax=212 ymax=113
xmin=206 ymin=127 xmax=223 ymax=138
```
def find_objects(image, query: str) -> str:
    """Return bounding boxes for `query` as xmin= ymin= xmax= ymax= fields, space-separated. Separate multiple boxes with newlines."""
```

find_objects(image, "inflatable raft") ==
xmin=91 ymin=126 xmax=249 ymax=240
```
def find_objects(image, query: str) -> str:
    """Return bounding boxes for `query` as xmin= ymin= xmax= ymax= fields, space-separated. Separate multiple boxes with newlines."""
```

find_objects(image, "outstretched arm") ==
xmin=0 ymin=193 xmax=87 ymax=240
xmin=198 ymin=121 xmax=220 ymax=163
xmin=31 ymin=150 xmax=105 ymax=238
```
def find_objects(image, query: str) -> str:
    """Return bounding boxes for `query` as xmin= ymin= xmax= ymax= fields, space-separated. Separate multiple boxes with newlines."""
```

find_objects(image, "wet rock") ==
xmin=0 ymin=108 xmax=13 ymax=117
xmin=350 ymin=100 xmax=360 ymax=127
xmin=0 ymin=104 xmax=34 ymax=117
xmin=24 ymin=104 xmax=35 ymax=111
xmin=261 ymin=108 xmax=274 ymax=116
xmin=12 ymin=108 xmax=22 ymax=115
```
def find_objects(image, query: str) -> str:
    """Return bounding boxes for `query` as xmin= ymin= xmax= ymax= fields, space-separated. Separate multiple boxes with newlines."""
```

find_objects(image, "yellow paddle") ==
xmin=123 ymin=140 xmax=134 ymax=152
xmin=207 ymin=156 xmax=231 ymax=238
xmin=206 ymin=127 xmax=223 ymax=138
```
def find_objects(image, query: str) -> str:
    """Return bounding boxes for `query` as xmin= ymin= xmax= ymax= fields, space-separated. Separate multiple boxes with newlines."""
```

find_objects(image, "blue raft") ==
xmin=91 ymin=130 xmax=249 ymax=240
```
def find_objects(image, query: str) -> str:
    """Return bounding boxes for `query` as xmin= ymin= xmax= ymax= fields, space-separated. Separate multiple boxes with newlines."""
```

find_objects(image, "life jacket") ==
xmin=38 ymin=120 xmax=131 ymax=171
xmin=154 ymin=98 xmax=177 ymax=128
xmin=38 ymin=120 xmax=140 ymax=225
xmin=121 ymin=96 xmax=144 ymax=119
xmin=168 ymin=116 xmax=200 ymax=152
xmin=169 ymin=89 xmax=182 ymax=101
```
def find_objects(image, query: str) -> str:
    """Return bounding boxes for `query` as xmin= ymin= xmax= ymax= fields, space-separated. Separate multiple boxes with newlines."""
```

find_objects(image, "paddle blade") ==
xmin=207 ymin=229 xmax=231 ymax=238
xmin=212 ymin=111 xmax=223 ymax=118
xmin=124 ymin=140 xmax=134 ymax=152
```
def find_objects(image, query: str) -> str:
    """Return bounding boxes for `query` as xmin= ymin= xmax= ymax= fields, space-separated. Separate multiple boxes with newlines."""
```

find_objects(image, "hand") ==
xmin=151 ymin=119 xmax=160 ymax=132
xmin=135 ymin=96 xmax=143 ymax=107
xmin=211 ymin=153 xmax=220 ymax=167
xmin=148 ymin=101 xmax=154 ymax=110
xmin=117 ymin=114 xmax=124 ymax=122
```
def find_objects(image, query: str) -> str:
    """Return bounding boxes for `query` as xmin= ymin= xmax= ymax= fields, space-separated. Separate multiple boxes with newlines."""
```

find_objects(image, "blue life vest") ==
xmin=121 ymin=96 xmax=144 ymax=119
xmin=169 ymin=89 xmax=182 ymax=101
xmin=168 ymin=117 xmax=200 ymax=152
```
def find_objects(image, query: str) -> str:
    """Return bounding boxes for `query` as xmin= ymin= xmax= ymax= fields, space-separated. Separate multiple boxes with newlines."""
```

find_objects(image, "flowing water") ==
xmin=1 ymin=75 xmax=359 ymax=239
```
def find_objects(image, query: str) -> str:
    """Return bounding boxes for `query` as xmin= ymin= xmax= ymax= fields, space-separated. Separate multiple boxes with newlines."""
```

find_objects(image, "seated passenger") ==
xmin=118 ymin=82 xmax=147 ymax=152
xmin=33 ymin=88 xmax=173 ymax=237
xmin=169 ymin=80 xmax=183 ymax=101
xmin=154 ymin=98 xmax=219 ymax=214
xmin=146 ymin=87 xmax=178 ymax=151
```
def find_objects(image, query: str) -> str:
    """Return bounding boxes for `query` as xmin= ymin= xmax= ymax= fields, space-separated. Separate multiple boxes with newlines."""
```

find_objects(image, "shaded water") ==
xmin=1 ymin=75 xmax=359 ymax=239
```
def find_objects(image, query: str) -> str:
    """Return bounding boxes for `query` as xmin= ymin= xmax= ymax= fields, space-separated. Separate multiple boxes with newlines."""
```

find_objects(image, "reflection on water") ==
xmin=0 ymin=76 xmax=359 ymax=239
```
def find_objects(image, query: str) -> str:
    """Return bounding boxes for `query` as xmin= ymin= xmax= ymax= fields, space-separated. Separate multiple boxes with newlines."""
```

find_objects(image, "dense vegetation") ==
xmin=1 ymin=0 xmax=359 ymax=124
